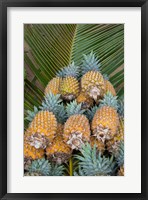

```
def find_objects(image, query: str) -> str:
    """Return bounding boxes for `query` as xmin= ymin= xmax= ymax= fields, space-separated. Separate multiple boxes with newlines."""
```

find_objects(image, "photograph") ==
xmin=24 ymin=24 xmax=124 ymax=176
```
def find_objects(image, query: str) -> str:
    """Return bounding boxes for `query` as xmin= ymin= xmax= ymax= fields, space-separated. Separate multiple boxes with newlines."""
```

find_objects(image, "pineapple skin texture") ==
xmin=57 ymin=123 xmax=64 ymax=135
xmin=44 ymin=77 xmax=62 ymax=95
xmin=46 ymin=135 xmax=72 ymax=164
xmin=63 ymin=114 xmax=91 ymax=144
xmin=104 ymin=80 xmax=116 ymax=96
xmin=92 ymin=106 xmax=119 ymax=140
xmin=27 ymin=111 xmax=57 ymax=146
xmin=60 ymin=76 xmax=80 ymax=100
xmin=24 ymin=142 xmax=44 ymax=160
xmin=90 ymin=136 xmax=105 ymax=153
xmin=81 ymin=71 xmax=105 ymax=98
xmin=76 ymin=92 xmax=94 ymax=108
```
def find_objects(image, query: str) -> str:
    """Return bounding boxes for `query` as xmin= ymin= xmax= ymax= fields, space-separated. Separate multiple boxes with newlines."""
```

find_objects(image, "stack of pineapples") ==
xmin=24 ymin=52 xmax=124 ymax=176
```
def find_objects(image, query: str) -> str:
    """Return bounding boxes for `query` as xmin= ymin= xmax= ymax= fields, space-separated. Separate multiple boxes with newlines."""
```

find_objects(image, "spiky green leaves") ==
xmin=84 ymin=106 xmax=99 ymax=122
xmin=114 ymin=141 xmax=124 ymax=167
xmin=75 ymin=143 xmax=115 ymax=176
xmin=56 ymin=103 xmax=67 ymax=124
xmin=26 ymin=106 xmax=39 ymax=122
xmin=40 ymin=93 xmax=62 ymax=112
xmin=40 ymin=93 xmax=67 ymax=124
xmin=66 ymin=100 xmax=85 ymax=118
xmin=117 ymin=98 xmax=124 ymax=118
xmin=81 ymin=52 xmax=101 ymax=76
xmin=27 ymin=158 xmax=64 ymax=176
xmin=99 ymin=92 xmax=118 ymax=110
xmin=56 ymin=62 xmax=80 ymax=79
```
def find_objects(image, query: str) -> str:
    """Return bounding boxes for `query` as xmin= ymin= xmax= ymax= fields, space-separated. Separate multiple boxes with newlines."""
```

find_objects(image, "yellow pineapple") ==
xmin=46 ymin=135 xmax=72 ymax=164
xmin=81 ymin=71 xmax=105 ymax=101
xmin=63 ymin=114 xmax=90 ymax=150
xmin=92 ymin=106 xmax=119 ymax=142
xmin=90 ymin=136 xmax=105 ymax=153
xmin=44 ymin=77 xmax=62 ymax=95
xmin=118 ymin=165 xmax=124 ymax=176
xmin=60 ymin=76 xmax=79 ymax=101
xmin=80 ymin=52 xmax=105 ymax=101
xmin=24 ymin=141 xmax=44 ymax=170
xmin=25 ymin=111 xmax=57 ymax=149
xmin=104 ymin=79 xmax=116 ymax=96
xmin=76 ymin=92 xmax=94 ymax=109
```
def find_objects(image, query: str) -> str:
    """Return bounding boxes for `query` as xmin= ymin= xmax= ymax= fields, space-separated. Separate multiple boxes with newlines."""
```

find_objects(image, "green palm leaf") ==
xmin=24 ymin=24 xmax=124 ymax=129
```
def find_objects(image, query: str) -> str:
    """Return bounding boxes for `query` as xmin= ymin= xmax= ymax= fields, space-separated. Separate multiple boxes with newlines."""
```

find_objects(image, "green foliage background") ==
xmin=24 ymin=24 xmax=124 ymax=129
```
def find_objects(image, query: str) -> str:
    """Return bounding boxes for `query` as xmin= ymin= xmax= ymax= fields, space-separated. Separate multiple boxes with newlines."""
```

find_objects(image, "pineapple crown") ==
xmin=81 ymin=51 xmax=101 ymax=76
xmin=99 ymin=92 xmax=118 ymax=110
xmin=40 ymin=92 xmax=62 ymax=115
xmin=25 ymin=106 xmax=39 ymax=122
xmin=56 ymin=62 xmax=80 ymax=79
xmin=114 ymin=141 xmax=124 ymax=167
xmin=117 ymin=97 xmax=124 ymax=118
xmin=84 ymin=105 xmax=99 ymax=122
xmin=40 ymin=93 xmax=68 ymax=124
xmin=74 ymin=143 xmax=116 ymax=176
xmin=66 ymin=100 xmax=85 ymax=118
xmin=28 ymin=158 xmax=64 ymax=176
xmin=56 ymin=103 xmax=67 ymax=124
xmin=103 ymin=73 xmax=109 ymax=80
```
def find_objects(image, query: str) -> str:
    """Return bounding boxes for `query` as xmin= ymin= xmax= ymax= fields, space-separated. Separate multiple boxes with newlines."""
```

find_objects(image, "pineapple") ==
xmin=44 ymin=77 xmax=62 ymax=95
xmin=24 ymin=141 xmax=44 ymax=170
xmin=104 ymin=80 xmax=116 ymax=96
xmin=63 ymin=114 xmax=90 ymax=150
xmin=118 ymin=165 xmax=124 ymax=176
xmin=103 ymin=74 xmax=116 ymax=96
xmin=81 ymin=71 xmax=105 ymax=101
xmin=92 ymin=92 xmax=119 ymax=142
xmin=46 ymin=135 xmax=72 ymax=164
xmin=60 ymin=76 xmax=79 ymax=101
xmin=25 ymin=111 xmax=57 ymax=149
xmin=76 ymin=92 xmax=94 ymax=109
xmin=58 ymin=62 xmax=80 ymax=101
xmin=81 ymin=52 xmax=105 ymax=101
xmin=90 ymin=136 xmax=105 ymax=154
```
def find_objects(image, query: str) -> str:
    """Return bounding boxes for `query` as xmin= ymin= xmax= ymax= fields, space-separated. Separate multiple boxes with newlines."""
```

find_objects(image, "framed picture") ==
xmin=0 ymin=0 xmax=147 ymax=199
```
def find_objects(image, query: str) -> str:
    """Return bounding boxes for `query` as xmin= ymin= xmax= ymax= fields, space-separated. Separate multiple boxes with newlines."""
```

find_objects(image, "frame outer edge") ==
xmin=1 ymin=0 xmax=147 ymax=199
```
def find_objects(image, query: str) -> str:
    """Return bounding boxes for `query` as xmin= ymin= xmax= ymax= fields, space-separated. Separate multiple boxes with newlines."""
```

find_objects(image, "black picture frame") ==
xmin=0 ymin=0 xmax=147 ymax=199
